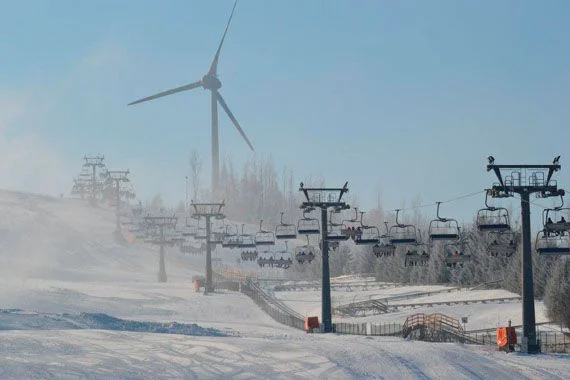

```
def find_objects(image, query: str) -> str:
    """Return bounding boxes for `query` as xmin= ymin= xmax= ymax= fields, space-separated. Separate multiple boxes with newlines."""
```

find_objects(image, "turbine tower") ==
xmin=128 ymin=0 xmax=254 ymax=197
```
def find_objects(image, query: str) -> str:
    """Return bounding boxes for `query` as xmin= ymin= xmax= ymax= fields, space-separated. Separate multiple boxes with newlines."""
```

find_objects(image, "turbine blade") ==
xmin=216 ymin=92 xmax=254 ymax=151
xmin=208 ymin=0 xmax=238 ymax=76
xmin=128 ymin=81 xmax=202 ymax=106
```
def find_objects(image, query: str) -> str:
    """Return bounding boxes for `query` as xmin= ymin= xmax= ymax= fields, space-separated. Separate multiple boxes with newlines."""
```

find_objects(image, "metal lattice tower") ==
xmin=486 ymin=156 xmax=564 ymax=354
xmin=107 ymin=170 xmax=131 ymax=240
xmin=143 ymin=215 xmax=178 ymax=283
xmin=82 ymin=155 xmax=106 ymax=204
xmin=191 ymin=201 xmax=225 ymax=294
xmin=299 ymin=182 xmax=350 ymax=332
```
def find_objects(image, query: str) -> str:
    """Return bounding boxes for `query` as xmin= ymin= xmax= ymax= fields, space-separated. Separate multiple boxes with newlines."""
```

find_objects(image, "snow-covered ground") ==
xmin=0 ymin=191 xmax=568 ymax=379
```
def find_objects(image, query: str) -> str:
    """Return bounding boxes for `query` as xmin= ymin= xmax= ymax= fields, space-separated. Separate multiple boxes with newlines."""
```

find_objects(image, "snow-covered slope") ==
xmin=0 ymin=191 xmax=568 ymax=379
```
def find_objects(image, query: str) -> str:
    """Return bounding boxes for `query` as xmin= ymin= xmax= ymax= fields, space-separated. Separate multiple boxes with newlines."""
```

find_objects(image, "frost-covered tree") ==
xmin=544 ymin=257 xmax=570 ymax=329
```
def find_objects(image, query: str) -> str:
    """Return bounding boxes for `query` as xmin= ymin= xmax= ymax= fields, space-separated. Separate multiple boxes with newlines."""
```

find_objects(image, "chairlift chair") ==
xmin=487 ymin=230 xmax=517 ymax=257
xmin=297 ymin=209 xmax=321 ymax=235
xmin=234 ymin=224 xmax=256 ymax=249
xmin=195 ymin=226 xmax=207 ymax=240
xmin=275 ymin=212 xmax=298 ymax=240
xmin=294 ymin=236 xmax=318 ymax=264
xmin=476 ymin=191 xmax=511 ymax=231
xmin=542 ymin=196 xmax=570 ymax=234
xmin=373 ymin=223 xmax=396 ymax=257
xmin=444 ymin=240 xmax=472 ymax=268
xmin=428 ymin=202 xmax=460 ymax=241
xmin=238 ymin=235 xmax=256 ymax=249
xmin=182 ymin=217 xmax=198 ymax=237
xmin=388 ymin=210 xmax=418 ymax=245
xmin=271 ymin=241 xmax=293 ymax=269
xmin=353 ymin=211 xmax=380 ymax=245
xmin=404 ymin=245 xmax=430 ymax=267
xmin=241 ymin=249 xmax=258 ymax=261
xmin=221 ymin=225 xmax=240 ymax=248
xmin=535 ymin=230 xmax=570 ymax=255
xmin=210 ymin=231 xmax=226 ymax=245
xmin=327 ymin=209 xmax=350 ymax=242
xmin=255 ymin=220 xmax=276 ymax=246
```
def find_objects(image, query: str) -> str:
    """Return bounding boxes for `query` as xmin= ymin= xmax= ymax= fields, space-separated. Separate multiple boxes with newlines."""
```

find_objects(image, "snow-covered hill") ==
xmin=0 ymin=191 xmax=568 ymax=379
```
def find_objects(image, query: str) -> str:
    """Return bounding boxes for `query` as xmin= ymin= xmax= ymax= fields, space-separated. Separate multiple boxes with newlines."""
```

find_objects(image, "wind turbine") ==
xmin=128 ymin=0 xmax=254 ymax=197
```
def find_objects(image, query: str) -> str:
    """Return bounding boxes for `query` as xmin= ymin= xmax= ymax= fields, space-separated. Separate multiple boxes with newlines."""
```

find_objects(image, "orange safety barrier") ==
xmin=305 ymin=316 xmax=319 ymax=332
xmin=496 ymin=327 xmax=517 ymax=349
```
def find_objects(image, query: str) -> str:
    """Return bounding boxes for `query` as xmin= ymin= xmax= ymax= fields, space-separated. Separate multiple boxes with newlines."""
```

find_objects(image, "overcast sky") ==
xmin=1 ymin=0 xmax=569 ymax=227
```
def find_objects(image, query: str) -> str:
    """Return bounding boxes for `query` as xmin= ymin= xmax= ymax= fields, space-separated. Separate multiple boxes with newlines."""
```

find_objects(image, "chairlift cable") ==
xmin=392 ymin=190 xmax=486 ymax=212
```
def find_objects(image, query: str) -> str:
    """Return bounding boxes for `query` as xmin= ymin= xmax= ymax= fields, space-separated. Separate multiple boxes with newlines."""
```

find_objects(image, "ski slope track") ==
xmin=0 ymin=191 xmax=568 ymax=379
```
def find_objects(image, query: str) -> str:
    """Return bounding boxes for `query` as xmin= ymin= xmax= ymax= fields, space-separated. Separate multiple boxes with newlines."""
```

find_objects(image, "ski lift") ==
xmin=341 ymin=207 xmax=361 ymax=240
xmin=327 ymin=209 xmax=350 ymax=242
xmin=221 ymin=225 xmax=240 ymax=248
xmin=536 ymin=230 xmax=570 ymax=255
xmin=404 ymin=245 xmax=430 ymax=267
xmin=257 ymin=256 xmax=292 ymax=269
xmin=241 ymin=249 xmax=258 ymax=261
xmin=238 ymin=235 xmax=256 ymax=249
xmin=268 ymin=241 xmax=293 ymax=269
xmin=182 ymin=217 xmax=198 ymax=237
xmin=487 ymin=230 xmax=517 ymax=257
xmin=354 ymin=211 xmax=380 ymax=245
xmin=297 ymin=209 xmax=320 ymax=235
xmin=255 ymin=220 xmax=276 ymax=246
xmin=195 ymin=226 xmax=207 ymax=240
xmin=294 ymin=236 xmax=318 ymax=264
xmin=542 ymin=196 xmax=570 ymax=234
xmin=444 ymin=237 xmax=472 ymax=268
xmin=389 ymin=209 xmax=418 ymax=245
xmin=275 ymin=212 xmax=297 ymax=240
xmin=428 ymin=202 xmax=460 ymax=241
xmin=237 ymin=224 xmax=256 ymax=249
xmin=476 ymin=191 xmax=511 ymax=231
xmin=373 ymin=222 xmax=396 ymax=257
xmin=210 ymin=227 xmax=226 ymax=245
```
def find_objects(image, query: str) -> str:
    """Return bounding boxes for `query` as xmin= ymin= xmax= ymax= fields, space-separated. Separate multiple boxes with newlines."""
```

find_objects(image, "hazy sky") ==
xmin=1 ymin=0 xmax=569 ymax=226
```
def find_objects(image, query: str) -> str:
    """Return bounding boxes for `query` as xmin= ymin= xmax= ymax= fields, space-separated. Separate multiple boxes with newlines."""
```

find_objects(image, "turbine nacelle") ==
xmin=201 ymin=74 xmax=222 ymax=91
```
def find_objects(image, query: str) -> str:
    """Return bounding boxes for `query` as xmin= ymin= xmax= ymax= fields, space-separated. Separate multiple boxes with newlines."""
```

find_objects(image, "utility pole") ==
xmin=82 ymin=155 xmax=106 ymax=205
xmin=191 ymin=200 xmax=225 ymax=294
xmin=143 ymin=215 xmax=178 ymax=282
xmin=299 ymin=182 xmax=350 ymax=332
xmin=107 ymin=170 xmax=131 ymax=242
xmin=486 ymin=156 xmax=563 ymax=353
